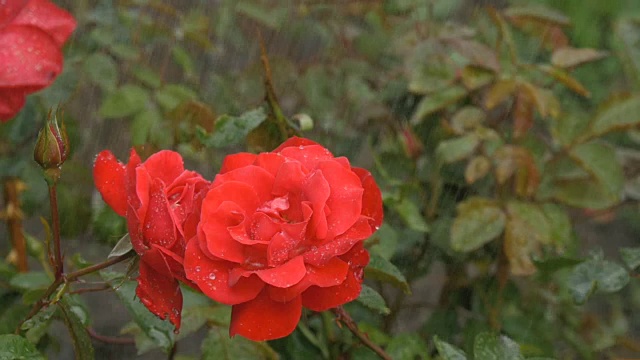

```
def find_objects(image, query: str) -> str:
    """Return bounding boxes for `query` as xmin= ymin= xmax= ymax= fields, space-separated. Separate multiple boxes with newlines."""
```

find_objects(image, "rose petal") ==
xmin=0 ymin=0 xmax=29 ymax=27
xmin=201 ymin=201 xmax=248 ymax=263
xmin=278 ymin=144 xmax=335 ymax=171
xmin=0 ymin=25 xmax=62 ymax=88
xmin=301 ymin=270 xmax=362 ymax=312
xmin=0 ymin=88 xmax=26 ymax=121
xmin=202 ymin=181 xmax=261 ymax=216
xmin=10 ymin=0 xmax=77 ymax=45
xmin=212 ymin=165 xmax=275 ymax=203
xmin=136 ymin=259 xmax=183 ymax=329
xmin=184 ymin=239 xmax=263 ymax=305
xmin=301 ymin=244 xmax=368 ymax=312
xmin=220 ymin=153 xmax=257 ymax=174
xmin=302 ymin=169 xmax=330 ymax=239
xmin=255 ymin=255 xmax=306 ymax=288
xmin=274 ymin=136 xmax=320 ymax=152
xmin=268 ymin=257 xmax=349 ymax=302
xmin=93 ymin=150 xmax=127 ymax=216
xmin=316 ymin=160 xmax=363 ymax=239
xmin=253 ymin=152 xmax=286 ymax=176
xmin=230 ymin=289 xmax=302 ymax=341
xmin=303 ymin=218 xmax=372 ymax=266
xmin=141 ymin=178 xmax=178 ymax=248
xmin=141 ymin=150 xmax=185 ymax=188
xmin=352 ymin=167 xmax=383 ymax=229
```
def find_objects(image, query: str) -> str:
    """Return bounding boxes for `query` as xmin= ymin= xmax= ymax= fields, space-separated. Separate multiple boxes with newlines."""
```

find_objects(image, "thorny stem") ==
xmin=3 ymin=178 xmax=28 ymax=272
xmin=16 ymin=251 xmax=136 ymax=333
xmin=48 ymin=183 xmax=63 ymax=279
xmin=332 ymin=307 xmax=392 ymax=360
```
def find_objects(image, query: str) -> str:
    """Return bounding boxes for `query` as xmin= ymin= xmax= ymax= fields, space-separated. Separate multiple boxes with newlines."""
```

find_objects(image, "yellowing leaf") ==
xmin=484 ymin=79 xmax=518 ymax=109
xmin=465 ymin=156 xmax=491 ymax=184
xmin=551 ymin=47 xmax=608 ymax=68
xmin=451 ymin=198 xmax=506 ymax=253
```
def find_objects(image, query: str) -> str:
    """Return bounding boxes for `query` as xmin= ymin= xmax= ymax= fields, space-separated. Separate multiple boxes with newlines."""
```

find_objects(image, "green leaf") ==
xmin=0 ymin=334 xmax=45 ymax=360
xmin=473 ymin=332 xmax=524 ymax=360
xmin=451 ymin=198 xmax=506 ymax=253
xmin=365 ymin=254 xmax=411 ymax=294
xmin=197 ymin=108 xmax=267 ymax=148
xmin=108 ymin=234 xmax=134 ymax=259
xmin=99 ymin=85 xmax=150 ymax=119
xmin=9 ymin=272 xmax=51 ymax=292
xmin=434 ymin=335 xmax=467 ymax=360
xmin=568 ymin=258 xmax=630 ymax=304
xmin=411 ymin=86 xmax=468 ymax=125
xmin=615 ymin=18 xmax=640 ymax=88
xmin=356 ymin=285 xmax=390 ymax=315
xmin=21 ymin=306 xmax=56 ymax=344
xmin=394 ymin=198 xmax=430 ymax=233
xmin=83 ymin=53 xmax=118 ymax=91
xmin=202 ymin=327 xmax=273 ymax=359
xmin=569 ymin=141 xmax=624 ymax=205
xmin=620 ymin=247 xmax=640 ymax=270
xmin=58 ymin=297 xmax=94 ymax=360
xmin=436 ymin=135 xmax=481 ymax=164
xmin=132 ymin=65 xmax=162 ymax=89
xmin=155 ymin=84 xmax=198 ymax=111
xmin=101 ymin=271 xmax=175 ymax=353
xmin=386 ymin=333 xmax=429 ymax=360
xmin=580 ymin=95 xmax=640 ymax=141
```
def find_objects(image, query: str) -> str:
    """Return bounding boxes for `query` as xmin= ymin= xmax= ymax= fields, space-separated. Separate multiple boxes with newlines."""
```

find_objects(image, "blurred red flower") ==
xmin=94 ymin=149 xmax=209 ymax=329
xmin=184 ymin=137 xmax=383 ymax=341
xmin=0 ymin=0 xmax=76 ymax=121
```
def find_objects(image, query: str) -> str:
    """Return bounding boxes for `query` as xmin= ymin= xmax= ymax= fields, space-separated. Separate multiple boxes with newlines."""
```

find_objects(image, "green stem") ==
xmin=48 ymin=183 xmax=63 ymax=279
xmin=16 ymin=251 xmax=136 ymax=333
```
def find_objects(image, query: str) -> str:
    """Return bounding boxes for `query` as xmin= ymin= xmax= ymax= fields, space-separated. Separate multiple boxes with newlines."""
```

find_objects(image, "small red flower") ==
xmin=184 ymin=137 xmax=383 ymax=341
xmin=0 ymin=0 xmax=76 ymax=121
xmin=94 ymin=149 xmax=209 ymax=329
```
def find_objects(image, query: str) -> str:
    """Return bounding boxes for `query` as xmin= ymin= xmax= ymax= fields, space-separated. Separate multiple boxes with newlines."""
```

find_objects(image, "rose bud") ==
xmin=34 ymin=109 xmax=70 ymax=176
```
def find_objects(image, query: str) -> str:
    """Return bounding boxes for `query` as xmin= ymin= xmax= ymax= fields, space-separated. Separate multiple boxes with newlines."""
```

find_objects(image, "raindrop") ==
xmin=194 ymin=266 xmax=201 ymax=272
xmin=208 ymin=272 xmax=216 ymax=280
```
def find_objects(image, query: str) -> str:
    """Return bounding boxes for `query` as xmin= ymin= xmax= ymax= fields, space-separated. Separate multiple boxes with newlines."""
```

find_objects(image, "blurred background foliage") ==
xmin=2 ymin=0 xmax=640 ymax=359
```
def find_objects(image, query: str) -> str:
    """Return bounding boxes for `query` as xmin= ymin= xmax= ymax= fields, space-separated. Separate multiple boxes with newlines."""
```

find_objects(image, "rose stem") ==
xmin=16 ymin=251 xmax=136 ymax=333
xmin=48 ymin=182 xmax=63 ymax=279
xmin=331 ymin=307 xmax=392 ymax=360
xmin=3 ymin=178 xmax=28 ymax=272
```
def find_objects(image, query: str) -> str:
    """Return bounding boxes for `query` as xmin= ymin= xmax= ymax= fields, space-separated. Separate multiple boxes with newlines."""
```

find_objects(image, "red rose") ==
xmin=94 ymin=149 xmax=209 ymax=329
xmin=0 ymin=0 xmax=76 ymax=121
xmin=184 ymin=137 xmax=383 ymax=341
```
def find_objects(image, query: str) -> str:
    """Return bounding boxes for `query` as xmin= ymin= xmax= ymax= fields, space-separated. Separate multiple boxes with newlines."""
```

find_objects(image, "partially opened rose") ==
xmin=184 ymin=137 xmax=383 ymax=341
xmin=0 ymin=0 xmax=76 ymax=121
xmin=94 ymin=149 xmax=209 ymax=329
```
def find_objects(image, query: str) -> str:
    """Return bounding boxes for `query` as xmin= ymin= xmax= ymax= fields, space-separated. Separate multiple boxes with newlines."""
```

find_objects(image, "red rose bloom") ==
xmin=184 ymin=137 xmax=383 ymax=341
xmin=94 ymin=149 xmax=209 ymax=329
xmin=0 ymin=0 xmax=76 ymax=121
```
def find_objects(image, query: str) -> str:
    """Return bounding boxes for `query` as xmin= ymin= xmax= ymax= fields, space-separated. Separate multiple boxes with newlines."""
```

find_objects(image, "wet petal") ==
xmin=274 ymin=136 xmax=320 ymax=152
xmin=141 ymin=150 xmax=185 ymax=187
xmin=0 ymin=25 xmax=62 ymax=89
xmin=220 ymin=153 xmax=257 ymax=173
xmin=316 ymin=160 xmax=363 ymax=239
xmin=212 ymin=165 xmax=275 ymax=203
xmin=93 ymin=150 xmax=127 ymax=216
xmin=201 ymin=201 xmax=247 ymax=263
xmin=0 ymin=0 xmax=29 ymax=27
xmin=136 ymin=259 xmax=183 ymax=329
xmin=10 ymin=0 xmax=76 ymax=45
xmin=253 ymin=152 xmax=286 ymax=176
xmin=230 ymin=289 xmax=302 ymax=341
xmin=184 ymin=239 xmax=263 ymax=305
xmin=302 ymin=169 xmax=330 ymax=240
xmin=255 ymin=255 xmax=306 ymax=288
xmin=142 ymin=178 xmax=177 ymax=248
xmin=352 ymin=167 xmax=383 ymax=229
xmin=268 ymin=257 xmax=349 ymax=302
xmin=278 ymin=144 xmax=335 ymax=171
xmin=303 ymin=218 xmax=372 ymax=267
xmin=301 ymin=270 xmax=362 ymax=312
